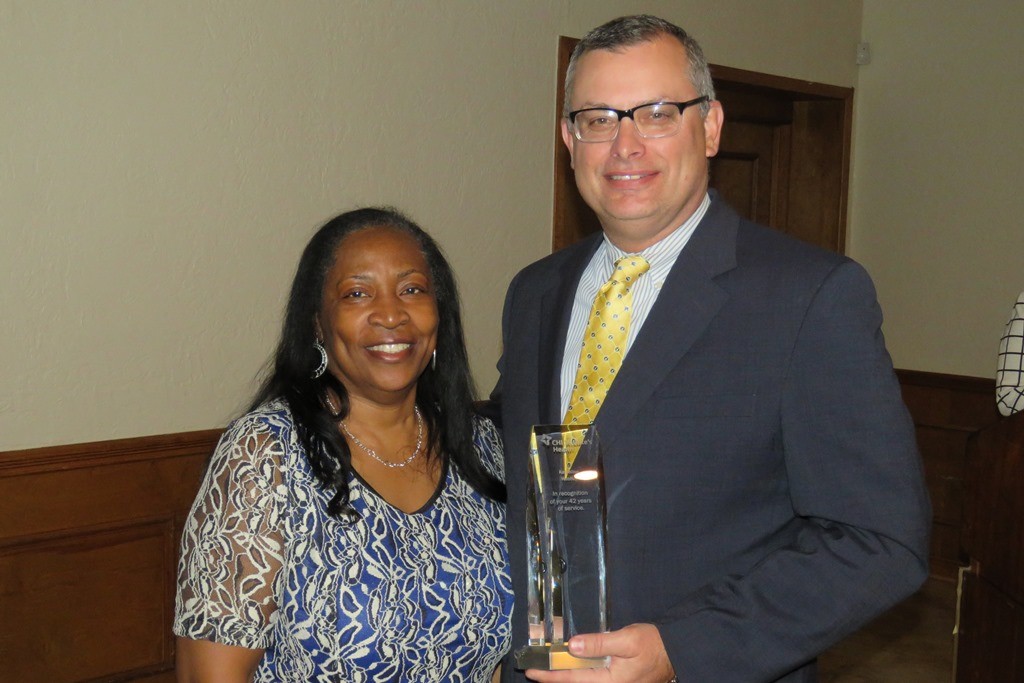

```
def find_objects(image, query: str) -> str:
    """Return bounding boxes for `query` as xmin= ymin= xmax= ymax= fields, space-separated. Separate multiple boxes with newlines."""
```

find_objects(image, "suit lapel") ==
xmin=537 ymin=235 xmax=602 ymax=423
xmin=594 ymin=198 xmax=740 ymax=447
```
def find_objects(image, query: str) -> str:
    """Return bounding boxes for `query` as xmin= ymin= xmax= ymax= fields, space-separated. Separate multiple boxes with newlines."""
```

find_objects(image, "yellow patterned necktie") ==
xmin=564 ymin=255 xmax=650 ymax=425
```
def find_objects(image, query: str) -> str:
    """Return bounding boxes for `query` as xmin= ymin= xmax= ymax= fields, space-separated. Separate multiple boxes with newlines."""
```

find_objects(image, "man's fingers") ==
xmin=570 ymin=623 xmax=655 ymax=659
xmin=568 ymin=631 xmax=612 ymax=658
xmin=527 ymin=624 xmax=670 ymax=682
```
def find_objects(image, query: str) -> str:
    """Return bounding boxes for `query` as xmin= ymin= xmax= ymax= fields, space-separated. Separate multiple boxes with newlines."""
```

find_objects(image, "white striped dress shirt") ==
xmin=559 ymin=193 xmax=711 ymax=418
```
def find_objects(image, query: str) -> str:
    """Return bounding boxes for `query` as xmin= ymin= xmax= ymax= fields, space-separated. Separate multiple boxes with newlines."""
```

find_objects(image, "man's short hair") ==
xmin=563 ymin=14 xmax=716 ymax=118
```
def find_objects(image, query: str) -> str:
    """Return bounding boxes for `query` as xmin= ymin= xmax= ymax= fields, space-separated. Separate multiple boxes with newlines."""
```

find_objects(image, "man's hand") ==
xmin=525 ymin=623 xmax=675 ymax=682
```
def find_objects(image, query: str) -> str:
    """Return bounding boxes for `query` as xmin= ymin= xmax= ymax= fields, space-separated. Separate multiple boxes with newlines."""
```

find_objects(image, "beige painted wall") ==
xmin=2 ymin=1 xmax=866 ymax=450
xmin=850 ymin=0 xmax=1023 ymax=379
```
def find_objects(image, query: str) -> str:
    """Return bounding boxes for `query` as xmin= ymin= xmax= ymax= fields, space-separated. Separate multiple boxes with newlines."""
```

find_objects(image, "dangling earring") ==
xmin=313 ymin=340 xmax=328 ymax=378
xmin=431 ymin=348 xmax=437 ymax=371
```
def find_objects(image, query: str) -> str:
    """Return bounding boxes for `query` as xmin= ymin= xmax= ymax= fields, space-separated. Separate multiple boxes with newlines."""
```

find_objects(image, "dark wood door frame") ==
xmin=552 ymin=36 xmax=854 ymax=254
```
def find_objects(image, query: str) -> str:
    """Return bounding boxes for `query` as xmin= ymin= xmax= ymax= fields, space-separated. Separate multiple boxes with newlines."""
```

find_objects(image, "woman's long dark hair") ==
xmin=251 ymin=207 xmax=505 ymax=517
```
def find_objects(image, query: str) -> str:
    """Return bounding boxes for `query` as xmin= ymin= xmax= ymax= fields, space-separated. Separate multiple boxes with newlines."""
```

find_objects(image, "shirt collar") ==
xmin=599 ymin=192 xmax=711 ymax=275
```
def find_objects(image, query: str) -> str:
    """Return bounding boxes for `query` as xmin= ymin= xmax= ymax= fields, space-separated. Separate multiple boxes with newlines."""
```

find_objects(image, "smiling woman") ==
xmin=317 ymin=228 xmax=439 ymax=414
xmin=172 ymin=207 xmax=512 ymax=682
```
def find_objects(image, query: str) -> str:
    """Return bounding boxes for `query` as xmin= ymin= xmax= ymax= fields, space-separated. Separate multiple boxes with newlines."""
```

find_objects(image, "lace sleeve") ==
xmin=173 ymin=410 xmax=288 ymax=649
xmin=473 ymin=415 xmax=505 ymax=484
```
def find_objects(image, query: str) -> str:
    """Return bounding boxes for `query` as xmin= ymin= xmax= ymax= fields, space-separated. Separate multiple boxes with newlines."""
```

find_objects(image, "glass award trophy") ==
xmin=514 ymin=424 xmax=609 ymax=670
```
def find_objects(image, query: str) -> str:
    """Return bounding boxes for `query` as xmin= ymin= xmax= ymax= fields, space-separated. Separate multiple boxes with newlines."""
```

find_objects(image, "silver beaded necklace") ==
xmin=338 ymin=404 xmax=424 ymax=469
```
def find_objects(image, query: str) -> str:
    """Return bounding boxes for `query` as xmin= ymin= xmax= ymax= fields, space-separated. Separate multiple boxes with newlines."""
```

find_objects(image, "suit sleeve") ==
xmin=488 ymin=269 xmax=524 ymax=415
xmin=657 ymin=260 xmax=931 ymax=681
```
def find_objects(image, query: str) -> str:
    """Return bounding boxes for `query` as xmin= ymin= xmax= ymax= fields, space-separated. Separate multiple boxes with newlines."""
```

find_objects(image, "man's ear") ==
xmin=560 ymin=118 xmax=576 ymax=169
xmin=703 ymin=100 xmax=724 ymax=158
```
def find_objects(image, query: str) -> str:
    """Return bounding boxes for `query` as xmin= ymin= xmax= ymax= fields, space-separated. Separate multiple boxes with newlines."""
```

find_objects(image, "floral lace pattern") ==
xmin=174 ymin=399 xmax=512 ymax=682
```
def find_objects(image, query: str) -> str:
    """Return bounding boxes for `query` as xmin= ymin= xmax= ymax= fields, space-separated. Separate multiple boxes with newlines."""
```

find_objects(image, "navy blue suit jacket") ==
xmin=492 ymin=194 xmax=931 ymax=682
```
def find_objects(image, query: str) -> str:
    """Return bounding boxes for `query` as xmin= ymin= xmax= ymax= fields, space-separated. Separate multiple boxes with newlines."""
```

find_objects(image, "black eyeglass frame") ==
xmin=567 ymin=96 xmax=710 ymax=141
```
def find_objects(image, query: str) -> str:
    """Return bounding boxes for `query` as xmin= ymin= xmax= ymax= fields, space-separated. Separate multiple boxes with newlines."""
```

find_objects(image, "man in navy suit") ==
xmin=493 ymin=15 xmax=931 ymax=683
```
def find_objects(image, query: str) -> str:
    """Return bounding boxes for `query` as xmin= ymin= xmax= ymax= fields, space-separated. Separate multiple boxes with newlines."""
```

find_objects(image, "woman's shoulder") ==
xmin=225 ymin=397 xmax=294 ymax=435
xmin=214 ymin=398 xmax=297 ymax=466
xmin=471 ymin=414 xmax=504 ymax=482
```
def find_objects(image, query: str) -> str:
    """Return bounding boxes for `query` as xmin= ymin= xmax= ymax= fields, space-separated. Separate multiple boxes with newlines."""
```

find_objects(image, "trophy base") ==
xmin=514 ymin=643 xmax=607 ymax=670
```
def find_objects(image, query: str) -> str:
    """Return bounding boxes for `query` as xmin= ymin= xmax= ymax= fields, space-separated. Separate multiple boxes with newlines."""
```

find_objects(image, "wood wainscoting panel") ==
xmin=0 ymin=520 xmax=172 ymax=682
xmin=896 ymin=370 xmax=1000 ymax=581
xmin=955 ymin=571 xmax=1024 ymax=681
xmin=955 ymin=410 xmax=1024 ymax=681
xmin=0 ymin=430 xmax=219 ymax=682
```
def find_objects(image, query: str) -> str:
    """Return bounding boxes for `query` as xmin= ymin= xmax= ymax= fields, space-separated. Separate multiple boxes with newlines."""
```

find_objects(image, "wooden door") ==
xmin=710 ymin=65 xmax=852 ymax=252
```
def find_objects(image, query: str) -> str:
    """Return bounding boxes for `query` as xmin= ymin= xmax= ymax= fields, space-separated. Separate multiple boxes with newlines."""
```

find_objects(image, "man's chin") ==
xmin=595 ymin=201 xmax=660 ymax=226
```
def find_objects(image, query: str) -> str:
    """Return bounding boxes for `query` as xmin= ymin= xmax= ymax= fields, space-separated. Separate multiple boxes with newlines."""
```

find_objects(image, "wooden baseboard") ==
xmin=0 ymin=430 xmax=219 ymax=683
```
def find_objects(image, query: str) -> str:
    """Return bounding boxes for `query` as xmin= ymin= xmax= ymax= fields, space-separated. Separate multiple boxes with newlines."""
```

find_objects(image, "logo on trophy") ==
xmin=515 ymin=424 xmax=609 ymax=670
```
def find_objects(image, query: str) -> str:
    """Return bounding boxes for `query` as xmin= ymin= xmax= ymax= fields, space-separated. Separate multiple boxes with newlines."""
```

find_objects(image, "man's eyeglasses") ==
xmin=567 ymin=96 xmax=709 ymax=143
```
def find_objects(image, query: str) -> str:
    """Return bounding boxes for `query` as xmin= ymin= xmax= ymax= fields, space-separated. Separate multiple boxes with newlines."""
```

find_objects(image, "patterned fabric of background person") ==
xmin=996 ymin=289 xmax=1024 ymax=416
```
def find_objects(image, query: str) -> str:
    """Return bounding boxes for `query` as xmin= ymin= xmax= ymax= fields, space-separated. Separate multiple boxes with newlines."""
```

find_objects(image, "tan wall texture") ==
xmin=850 ymin=0 xmax=1024 ymax=379
xmin=12 ymin=0 xmax=975 ymax=451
